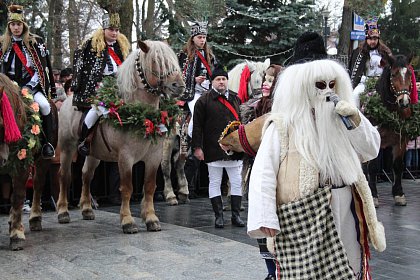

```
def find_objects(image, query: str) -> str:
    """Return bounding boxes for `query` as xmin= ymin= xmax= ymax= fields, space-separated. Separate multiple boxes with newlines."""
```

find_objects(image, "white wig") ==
xmin=272 ymin=59 xmax=361 ymax=185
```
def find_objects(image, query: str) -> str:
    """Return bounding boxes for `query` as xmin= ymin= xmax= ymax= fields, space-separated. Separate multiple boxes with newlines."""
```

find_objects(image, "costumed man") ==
xmin=0 ymin=4 xmax=56 ymax=159
xmin=72 ymin=12 xmax=130 ymax=156
xmin=349 ymin=17 xmax=393 ymax=108
xmin=178 ymin=21 xmax=219 ymax=197
xmin=247 ymin=58 xmax=386 ymax=279
xmin=192 ymin=65 xmax=245 ymax=228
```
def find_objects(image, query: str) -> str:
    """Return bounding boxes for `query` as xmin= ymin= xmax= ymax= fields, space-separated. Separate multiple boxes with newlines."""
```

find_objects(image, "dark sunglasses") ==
xmin=315 ymin=80 xmax=336 ymax=90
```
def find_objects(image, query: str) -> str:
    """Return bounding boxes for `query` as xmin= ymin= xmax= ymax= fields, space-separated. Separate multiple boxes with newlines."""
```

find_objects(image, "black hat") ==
xmin=60 ymin=68 xmax=72 ymax=78
xmin=288 ymin=31 xmax=327 ymax=65
xmin=211 ymin=65 xmax=228 ymax=81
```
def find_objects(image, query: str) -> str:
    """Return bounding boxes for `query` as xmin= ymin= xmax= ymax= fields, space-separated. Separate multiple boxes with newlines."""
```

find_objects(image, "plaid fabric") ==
xmin=275 ymin=187 xmax=356 ymax=280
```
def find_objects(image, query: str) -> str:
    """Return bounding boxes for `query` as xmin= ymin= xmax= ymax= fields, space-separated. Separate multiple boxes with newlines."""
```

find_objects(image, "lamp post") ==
xmin=322 ymin=10 xmax=330 ymax=48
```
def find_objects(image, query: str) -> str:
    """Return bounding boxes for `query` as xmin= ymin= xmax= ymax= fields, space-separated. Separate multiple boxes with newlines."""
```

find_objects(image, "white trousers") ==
xmin=33 ymin=92 xmax=51 ymax=115
xmin=207 ymin=164 xmax=243 ymax=198
xmin=85 ymin=107 xmax=103 ymax=128
xmin=187 ymin=93 xmax=202 ymax=138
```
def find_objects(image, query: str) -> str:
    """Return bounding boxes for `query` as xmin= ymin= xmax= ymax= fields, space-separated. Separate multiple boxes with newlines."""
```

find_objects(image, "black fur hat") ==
xmin=288 ymin=32 xmax=327 ymax=65
xmin=211 ymin=65 xmax=228 ymax=81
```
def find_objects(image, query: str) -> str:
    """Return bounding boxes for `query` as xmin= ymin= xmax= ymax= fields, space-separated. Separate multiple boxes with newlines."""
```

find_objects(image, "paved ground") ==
xmin=1 ymin=179 xmax=419 ymax=279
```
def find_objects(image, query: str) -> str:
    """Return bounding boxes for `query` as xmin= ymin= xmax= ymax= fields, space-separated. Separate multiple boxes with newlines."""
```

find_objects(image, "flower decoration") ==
xmin=30 ymin=102 xmax=39 ymax=112
xmin=2 ymin=87 xmax=42 ymax=174
xmin=17 ymin=149 xmax=27 ymax=160
xmin=91 ymin=76 xmax=181 ymax=140
xmin=360 ymin=77 xmax=420 ymax=140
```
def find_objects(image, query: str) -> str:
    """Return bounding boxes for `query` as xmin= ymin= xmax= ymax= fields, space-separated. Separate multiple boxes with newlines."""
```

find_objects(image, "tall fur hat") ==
xmin=191 ymin=21 xmax=208 ymax=37
xmin=365 ymin=17 xmax=380 ymax=39
xmin=7 ymin=5 xmax=25 ymax=24
xmin=102 ymin=13 xmax=121 ymax=29
xmin=211 ymin=65 xmax=228 ymax=81
xmin=288 ymin=31 xmax=327 ymax=65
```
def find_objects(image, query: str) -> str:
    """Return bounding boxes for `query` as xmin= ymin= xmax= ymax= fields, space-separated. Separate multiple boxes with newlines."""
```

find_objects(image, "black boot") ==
xmin=78 ymin=123 xmax=92 ymax=156
xmin=231 ymin=195 xmax=245 ymax=227
xmin=210 ymin=196 xmax=224 ymax=228
xmin=41 ymin=113 xmax=55 ymax=159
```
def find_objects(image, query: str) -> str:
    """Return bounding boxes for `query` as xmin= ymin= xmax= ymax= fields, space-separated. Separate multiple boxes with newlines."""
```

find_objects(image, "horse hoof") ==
xmin=10 ymin=236 xmax=25 ymax=251
xmin=58 ymin=212 xmax=71 ymax=224
xmin=82 ymin=209 xmax=95 ymax=220
xmin=166 ymin=197 xmax=178 ymax=206
xmin=122 ymin=223 xmax=139 ymax=234
xmin=373 ymin=197 xmax=379 ymax=208
xmin=146 ymin=221 xmax=161 ymax=232
xmin=177 ymin=194 xmax=190 ymax=204
xmin=29 ymin=216 xmax=43 ymax=231
xmin=394 ymin=195 xmax=407 ymax=206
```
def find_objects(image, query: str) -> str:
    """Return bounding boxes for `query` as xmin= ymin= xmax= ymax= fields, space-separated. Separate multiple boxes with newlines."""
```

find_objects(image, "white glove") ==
xmin=335 ymin=100 xmax=361 ymax=127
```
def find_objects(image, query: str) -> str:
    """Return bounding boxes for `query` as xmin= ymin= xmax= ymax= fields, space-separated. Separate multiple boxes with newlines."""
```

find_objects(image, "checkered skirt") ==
xmin=275 ymin=187 xmax=356 ymax=279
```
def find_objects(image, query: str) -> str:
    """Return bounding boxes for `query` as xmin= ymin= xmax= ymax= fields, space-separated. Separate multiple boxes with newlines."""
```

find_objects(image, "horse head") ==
xmin=246 ymin=58 xmax=270 ymax=98
xmin=377 ymin=54 xmax=413 ymax=119
xmin=117 ymin=40 xmax=185 ymax=105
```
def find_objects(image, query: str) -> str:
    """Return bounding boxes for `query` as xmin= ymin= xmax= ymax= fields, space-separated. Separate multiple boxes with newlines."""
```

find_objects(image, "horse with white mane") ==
xmin=55 ymin=40 xmax=185 ymax=233
xmin=228 ymin=59 xmax=270 ymax=100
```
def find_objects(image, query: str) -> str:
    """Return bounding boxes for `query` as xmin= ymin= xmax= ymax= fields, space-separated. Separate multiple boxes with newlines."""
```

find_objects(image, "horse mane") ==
xmin=117 ymin=40 xmax=181 ymax=101
xmin=0 ymin=74 xmax=27 ymax=128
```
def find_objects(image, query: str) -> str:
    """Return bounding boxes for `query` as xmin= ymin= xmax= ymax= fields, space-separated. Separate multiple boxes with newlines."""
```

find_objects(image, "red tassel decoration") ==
xmin=238 ymin=65 xmax=251 ymax=103
xmin=1 ymin=91 xmax=22 ymax=143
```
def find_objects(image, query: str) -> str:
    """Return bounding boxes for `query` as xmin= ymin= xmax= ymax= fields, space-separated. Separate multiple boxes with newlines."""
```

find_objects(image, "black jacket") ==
xmin=0 ymin=37 xmax=55 ymax=98
xmin=71 ymin=39 xmax=124 ymax=108
xmin=192 ymin=88 xmax=243 ymax=163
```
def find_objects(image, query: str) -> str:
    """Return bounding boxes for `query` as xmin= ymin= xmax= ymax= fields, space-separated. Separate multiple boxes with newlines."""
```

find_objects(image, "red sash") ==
xmin=108 ymin=47 xmax=122 ymax=66
xmin=218 ymin=95 xmax=239 ymax=121
xmin=195 ymin=50 xmax=212 ymax=76
xmin=12 ymin=43 xmax=35 ymax=77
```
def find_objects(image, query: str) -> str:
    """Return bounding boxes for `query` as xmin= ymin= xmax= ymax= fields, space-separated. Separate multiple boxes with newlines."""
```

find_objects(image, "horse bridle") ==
xmin=135 ymin=53 xmax=177 ymax=97
xmin=389 ymin=67 xmax=412 ymax=102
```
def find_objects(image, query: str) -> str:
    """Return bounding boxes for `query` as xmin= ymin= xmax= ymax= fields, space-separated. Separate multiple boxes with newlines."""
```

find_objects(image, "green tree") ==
xmin=209 ymin=0 xmax=318 ymax=67
xmin=380 ymin=0 xmax=420 ymax=69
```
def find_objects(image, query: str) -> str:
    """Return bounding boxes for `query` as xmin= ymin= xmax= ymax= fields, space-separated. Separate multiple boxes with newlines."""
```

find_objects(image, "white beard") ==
xmin=309 ymin=100 xmax=363 ymax=186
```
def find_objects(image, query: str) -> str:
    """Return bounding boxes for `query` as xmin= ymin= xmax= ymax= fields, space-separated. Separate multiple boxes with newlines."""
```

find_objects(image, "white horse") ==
xmin=228 ymin=59 xmax=270 ymax=98
xmin=56 ymin=40 xmax=185 ymax=233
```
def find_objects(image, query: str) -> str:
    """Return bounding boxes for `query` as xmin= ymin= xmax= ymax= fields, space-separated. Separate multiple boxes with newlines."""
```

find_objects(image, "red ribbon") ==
xmin=108 ymin=47 xmax=122 ymax=66
xmin=409 ymin=65 xmax=418 ymax=104
xmin=12 ymin=43 xmax=35 ymax=77
xmin=1 ymin=91 xmax=22 ymax=143
xmin=108 ymin=107 xmax=122 ymax=126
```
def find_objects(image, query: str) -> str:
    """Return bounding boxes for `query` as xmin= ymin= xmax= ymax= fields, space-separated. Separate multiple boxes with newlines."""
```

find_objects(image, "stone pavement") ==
xmin=1 ymin=179 xmax=420 ymax=279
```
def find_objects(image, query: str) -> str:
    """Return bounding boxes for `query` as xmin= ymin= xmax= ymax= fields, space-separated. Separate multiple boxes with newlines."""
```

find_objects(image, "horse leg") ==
xmin=118 ymin=159 xmax=138 ymax=234
xmin=162 ymin=137 xmax=177 ymax=206
xmin=175 ymin=150 xmax=189 ymax=204
xmin=57 ymin=146 xmax=76 ymax=224
xmin=29 ymin=159 xmax=50 ymax=231
xmin=9 ymin=172 xmax=29 ymax=250
xmin=141 ymin=162 xmax=161 ymax=232
xmin=392 ymin=145 xmax=407 ymax=206
xmin=79 ymin=157 xmax=100 ymax=220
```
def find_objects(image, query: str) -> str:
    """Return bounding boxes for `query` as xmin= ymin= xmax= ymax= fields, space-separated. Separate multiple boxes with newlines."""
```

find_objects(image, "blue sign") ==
xmin=351 ymin=31 xmax=365 ymax=40
xmin=353 ymin=13 xmax=365 ymax=31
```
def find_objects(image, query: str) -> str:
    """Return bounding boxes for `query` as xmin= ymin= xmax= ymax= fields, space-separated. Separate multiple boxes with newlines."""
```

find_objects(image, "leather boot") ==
xmin=78 ymin=123 xmax=92 ymax=156
xmin=41 ymin=113 xmax=55 ymax=159
xmin=231 ymin=195 xmax=245 ymax=227
xmin=210 ymin=196 xmax=224 ymax=228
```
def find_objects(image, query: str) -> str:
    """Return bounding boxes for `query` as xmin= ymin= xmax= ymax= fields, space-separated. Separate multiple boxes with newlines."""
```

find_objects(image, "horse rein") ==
xmin=389 ymin=71 xmax=412 ymax=105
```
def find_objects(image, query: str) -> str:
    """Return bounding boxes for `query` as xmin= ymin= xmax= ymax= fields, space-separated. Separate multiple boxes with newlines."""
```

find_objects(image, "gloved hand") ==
xmin=335 ymin=100 xmax=361 ymax=127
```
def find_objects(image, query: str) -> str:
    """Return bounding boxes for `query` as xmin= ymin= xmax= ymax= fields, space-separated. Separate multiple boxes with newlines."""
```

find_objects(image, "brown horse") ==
xmin=56 ymin=40 xmax=185 ymax=233
xmin=0 ymin=73 xmax=57 ymax=250
xmin=363 ymin=54 xmax=415 ymax=206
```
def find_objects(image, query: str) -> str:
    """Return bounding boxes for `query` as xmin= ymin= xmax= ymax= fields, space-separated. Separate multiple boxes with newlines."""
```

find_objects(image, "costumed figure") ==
xmin=349 ymin=16 xmax=393 ymax=107
xmin=192 ymin=65 xmax=245 ymax=229
xmin=0 ymin=4 xmax=56 ymax=159
xmin=72 ymin=12 xmax=130 ymax=156
xmin=247 ymin=59 xmax=386 ymax=279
